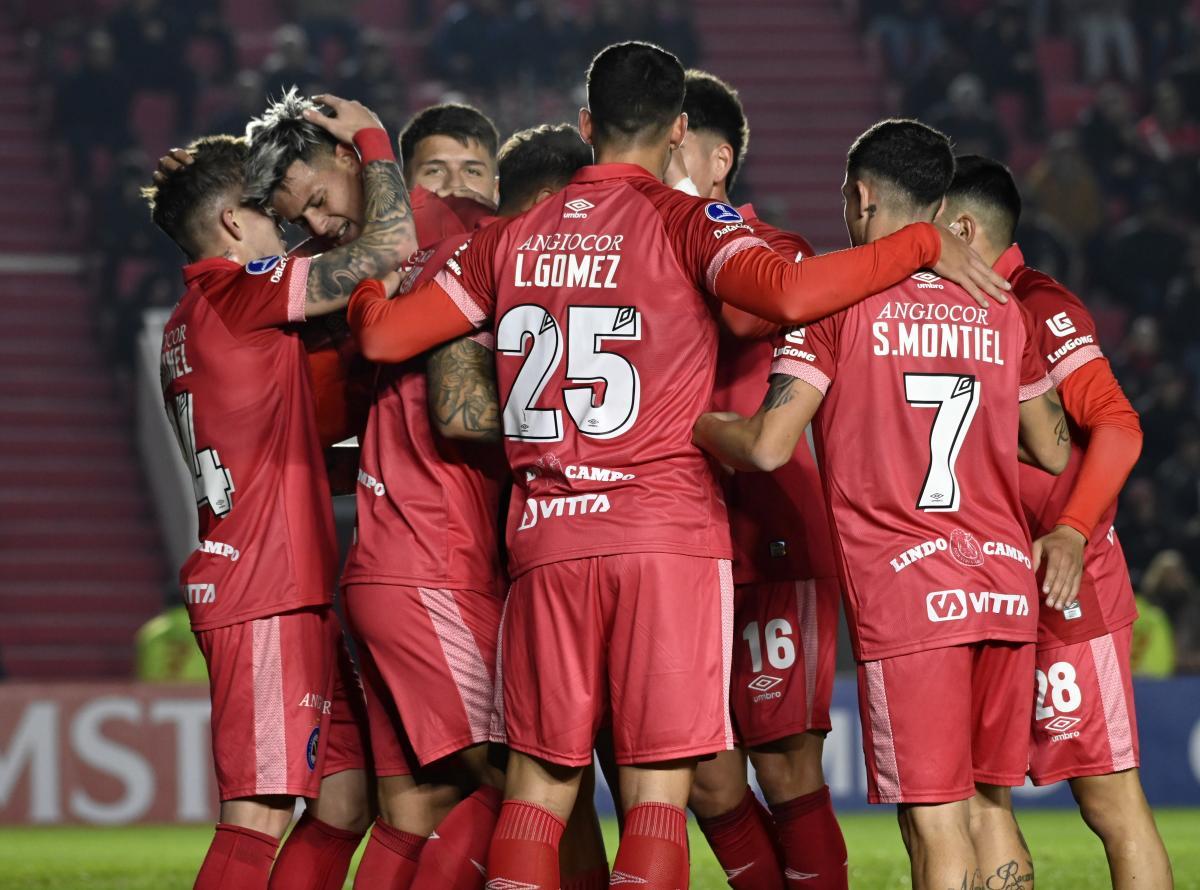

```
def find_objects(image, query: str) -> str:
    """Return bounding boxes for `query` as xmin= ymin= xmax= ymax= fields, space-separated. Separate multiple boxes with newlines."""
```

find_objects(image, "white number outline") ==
xmin=1036 ymin=661 xmax=1082 ymax=719
xmin=496 ymin=305 xmax=564 ymax=441
xmin=166 ymin=391 xmax=235 ymax=517
xmin=742 ymin=618 xmax=797 ymax=673
xmin=903 ymin=373 xmax=981 ymax=512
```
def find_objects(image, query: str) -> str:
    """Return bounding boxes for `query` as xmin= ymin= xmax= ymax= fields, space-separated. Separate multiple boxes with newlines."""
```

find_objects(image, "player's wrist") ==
xmin=352 ymin=128 xmax=395 ymax=164
xmin=1053 ymin=520 xmax=1090 ymax=544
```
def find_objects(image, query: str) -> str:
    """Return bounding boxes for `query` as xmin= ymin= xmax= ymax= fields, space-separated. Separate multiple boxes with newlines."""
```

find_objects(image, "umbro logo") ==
xmin=912 ymin=271 xmax=944 ymax=289
xmin=748 ymin=675 xmax=783 ymax=692
xmin=485 ymin=880 xmax=540 ymax=890
xmin=1043 ymin=715 xmax=1081 ymax=733
xmin=785 ymin=867 xmax=819 ymax=880
xmin=609 ymin=872 xmax=649 ymax=885
xmin=725 ymin=863 xmax=755 ymax=878
xmin=563 ymin=198 xmax=594 ymax=218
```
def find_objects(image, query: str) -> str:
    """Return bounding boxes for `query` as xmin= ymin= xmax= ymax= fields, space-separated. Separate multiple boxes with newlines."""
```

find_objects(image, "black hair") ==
xmin=586 ymin=41 xmax=685 ymax=146
xmin=141 ymin=134 xmax=248 ymax=259
xmin=398 ymin=103 xmax=500 ymax=174
xmin=946 ymin=154 xmax=1022 ymax=244
xmin=497 ymin=123 xmax=592 ymax=214
xmin=846 ymin=118 xmax=955 ymax=208
xmin=682 ymin=69 xmax=749 ymax=191
xmin=243 ymin=87 xmax=339 ymax=208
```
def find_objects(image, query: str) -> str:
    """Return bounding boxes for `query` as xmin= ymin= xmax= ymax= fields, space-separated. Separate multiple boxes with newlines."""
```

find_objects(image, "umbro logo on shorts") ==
xmin=1043 ymin=715 xmax=1081 ymax=733
xmin=748 ymin=675 xmax=783 ymax=692
xmin=485 ymin=880 xmax=541 ymax=890
xmin=609 ymin=872 xmax=650 ymax=885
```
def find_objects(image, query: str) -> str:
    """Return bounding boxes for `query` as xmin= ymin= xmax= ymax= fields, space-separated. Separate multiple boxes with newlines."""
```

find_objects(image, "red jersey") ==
xmin=1009 ymin=246 xmax=1138 ymax=646
xmin=161 ymin=254 xmax=338 ymax=631
xmin=341 ymin=227 xmax=506 ymax=591
xmin=436 ymin=164 xmax=771 ymax=576
xmin=771 ymin=269 xmax=1052 ymax=661
xmin=712 ymin=206 xmax=836 ymax=583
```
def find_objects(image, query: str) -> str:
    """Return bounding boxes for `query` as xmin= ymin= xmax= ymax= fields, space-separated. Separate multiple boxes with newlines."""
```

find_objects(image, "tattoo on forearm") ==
xmin=761 ymin=374 xmax=797 ymax=412
xmin=307 ymin=159 xmax=414 ymax=306
xmin=427 ymin=337 xmax=501 ymax=439
xmin=1047 ymin=389 xmax=1069 ymax=445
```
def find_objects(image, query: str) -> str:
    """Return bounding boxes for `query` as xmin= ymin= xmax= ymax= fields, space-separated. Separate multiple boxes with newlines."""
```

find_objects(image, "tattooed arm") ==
xmin=1018 ymin=387 xmax=1071 ymax=476
xmin=426 ymin=336 xmax=501 ymax=442
xmin=692 ymin=373 xmax=824 ymax=472
xmin=302 ymin=97 xmax=417 ymax=316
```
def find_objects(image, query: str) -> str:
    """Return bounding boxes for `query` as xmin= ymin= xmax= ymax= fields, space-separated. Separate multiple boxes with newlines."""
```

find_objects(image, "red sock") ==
xmin=487 ymin=800 xmax=565 ymax=888
xmin=611 ymin=803 xmax=690 ymax=889
xmin=561 ymin=865 xmax=609 ymax=889
xmin=411 ymin=784 xmax=502 ymax=889
xmin=352 ymin=819 xmax=427 ymax=890
xmin=695 ymin=788 xmax=785 ymax=890
xmin=194 ymin=823 xmax=278 ymax=890
xmin=769 ymin=786 xmax=848 ymax=890
xmin=269 ymin=812 xmax=364 ymax=890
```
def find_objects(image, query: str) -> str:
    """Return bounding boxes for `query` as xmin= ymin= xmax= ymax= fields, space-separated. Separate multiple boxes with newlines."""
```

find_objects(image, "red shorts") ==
xmin=731 ymin=577 xmax=838 ymax=747
xmin=344 ymin=583 xmax=502 ymax=773
xmin=1028 ymin=624 xmax=1139 ymax=785
xmin=857 ymin=641 xmax=1034 ymax=804
xmin=322 ymin=634 xmax=372 ymax=777
xmin=196 ymin=607 xmax=338 ymax=801
xmin=495 ymin=553 xmax=734 ymax=768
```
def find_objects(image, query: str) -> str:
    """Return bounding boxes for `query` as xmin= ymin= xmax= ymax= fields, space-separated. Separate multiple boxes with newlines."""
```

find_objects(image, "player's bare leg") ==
xmin=560 ymin=764 xmax=610 ymax=888
xmin=611 ymin=760 xmax=696 ymax=888
xmin=751 ymin=732 xmax=848 ymax=889
xmin=487 ymin=751 xmax=584 ymax=887
xmin=898 ymin=800 xmax=980 ymax=890
xmin=377 ymin=773 xmax=461 ymax=837
xmin=310 ymin=768 xmax=374 ymax=834
xmin=968 ymin=784 xmax=1034 ymax=890
xmin=690 ymin=748 xmax=751 ymax=819
xmin=221 ymin=796 xmax=297 ymax=839
xmin=1070 ymin=770 xmax=1173 ymax=889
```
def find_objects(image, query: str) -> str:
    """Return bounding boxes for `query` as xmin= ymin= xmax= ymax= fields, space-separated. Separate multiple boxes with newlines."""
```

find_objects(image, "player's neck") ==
xmin=713 ymin=186 xmax=730 ymax=204
xmin=867 ymin=207 xmax=931 ymax=244
xmin=593 ymin=145 xmax=670 ymax=181
xmin=973 ymin=238 xmax=1005 ymax=268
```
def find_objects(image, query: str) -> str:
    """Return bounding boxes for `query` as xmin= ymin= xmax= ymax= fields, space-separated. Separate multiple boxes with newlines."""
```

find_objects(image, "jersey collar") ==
xmin=182 ymin=256 xmax=239 ymax=284
xmin=570 ymin=163 xmax=659 ymax=184
xmin=993 ymin=243 xmax=1025 ymax=280
xmin=736 ymin=202 xmax=758 ymax=221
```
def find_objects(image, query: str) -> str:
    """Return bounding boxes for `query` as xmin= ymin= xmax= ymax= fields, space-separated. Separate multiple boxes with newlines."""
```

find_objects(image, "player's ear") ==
xmin=713 ymin=142 xmax=734 ymax=185
xmin=668 ymin=113 xmax=687 ymax=150
xmin=220 ymin=205 xmax=243 ymax=242
xmin=531 ymin=186 xmax=556 ymax=208
xmin=854 ymin=179 xmax=871 ymax=220
xmin=578 ymin=108 xmax=594 ymax=145
xmin=333 ymin=142 xmax=361 ymax=174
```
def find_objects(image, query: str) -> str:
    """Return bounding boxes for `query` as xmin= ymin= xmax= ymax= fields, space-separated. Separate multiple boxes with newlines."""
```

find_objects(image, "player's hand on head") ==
xmin=931 ymin=224 xmax=1010 ymax=308
xmin=302 ymin=94 xmax=383 ymax=144
xmin=1032 ymin=524 xmax=1086 ymax=611
xmin=152 ymin=148 xmax=195 ymax=185
xmin=440 ymin=185 xmax=498 ymax=211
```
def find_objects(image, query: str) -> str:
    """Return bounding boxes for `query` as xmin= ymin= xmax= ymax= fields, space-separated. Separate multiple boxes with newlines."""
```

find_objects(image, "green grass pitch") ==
xmin=0 ymin=809 xmax=1196 ymax=888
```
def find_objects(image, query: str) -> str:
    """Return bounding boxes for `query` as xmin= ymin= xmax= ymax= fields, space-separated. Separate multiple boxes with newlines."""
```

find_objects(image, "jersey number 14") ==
xmin=166 ymin=391 xmax=236 ymax=517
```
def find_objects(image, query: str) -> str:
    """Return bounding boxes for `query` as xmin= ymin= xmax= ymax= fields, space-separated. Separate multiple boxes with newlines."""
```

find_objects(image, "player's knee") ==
xmin=687 ymin=776 xmax=745 ymax=820
xmin=748 ymin=736 xmax=825 ymax=802
xmin=1072 ymin=774 xmax=1145 ymax=843
xmin=312 ymin=769 xmax=373 ymax=834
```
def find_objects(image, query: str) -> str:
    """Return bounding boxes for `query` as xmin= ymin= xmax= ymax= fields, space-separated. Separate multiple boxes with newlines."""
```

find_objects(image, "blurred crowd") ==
xmin=23 ymin=0 xmax=1200 ymax=673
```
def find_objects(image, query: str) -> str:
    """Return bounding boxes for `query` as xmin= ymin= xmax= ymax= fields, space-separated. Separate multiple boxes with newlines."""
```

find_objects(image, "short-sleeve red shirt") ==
xmin=161 ymin=253 xmax=338 ymax=630
xmin=711 ymin=206 xmax=836 ymax=584
xmin=1008 ymin=246 xmax=1138 ymax=646
xmin=771 ymin=267 xmax=1052 ymax=660
xmin=434 ymin=163 xmax=771 ymax=576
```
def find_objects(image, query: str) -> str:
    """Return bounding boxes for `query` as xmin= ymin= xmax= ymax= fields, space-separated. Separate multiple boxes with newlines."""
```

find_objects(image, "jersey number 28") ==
xmin=496 ymin=304 xmax=642 ymax=441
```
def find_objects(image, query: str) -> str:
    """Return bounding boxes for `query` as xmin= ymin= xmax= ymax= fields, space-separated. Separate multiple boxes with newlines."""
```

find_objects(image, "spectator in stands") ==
xmin=53 ymin=28 xmax=131 ymax=181
xmin=513 ymin=0 xmax=585 ymax=86
xmin=285 ymin=0 xmax=361 ymax=59
xmin=1116 ymin=477 xmax=1178 ymax=583
xmin=925 ymin=73 xmax=1010 ymax=160
xmin=261 ymin=24 xmax=323 ymax=99
xmin=649 ymin=0 xmax=701 ymax=67
xmin=1138 ymin=79 xmax=1200 ymax=162
xmin=1076 ymin=83 xmax=1143 ymax=204
xmin=208 ymin=69 xmax=266 ymax=138
xmin=865 ymin=0 xmax=946 ymax=79
xmin=1140 ymin=550 xmax=1200 ymax=673
xmin=1026 ymin=131 xmax=1104 ymax=244
xmin=1163 ymin=234 xmax=1200 ymax=371
xmin=428 ymin=0 xmax=516 ymax=91
xmin=336 ymin=28 xmax=406 ymax=121
xmin=107 ymin=0 xmax=197 ymax=133
xmin=971 ymin=0 xmax=1046 ymax=138
xmin=1154 ymin=423 xmax=1200 ymax=525
xmin=1134 ymin=364 xmax=1194 ymax=468
xmin=1075 ymin=0 xmax=1141 ymax=82
xmin=1102 ymin=187 xmax=1189 ymax=311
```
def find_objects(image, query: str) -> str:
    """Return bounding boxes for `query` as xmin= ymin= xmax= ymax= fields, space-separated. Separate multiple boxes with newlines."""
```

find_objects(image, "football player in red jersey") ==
xmin=692 ymin=120 xmax=1070 ymax=890
xmin=342 ymin=42 xmax=1011 ymax=886
xmin=143 ymin=95 xmax=416 ymax=890
xmin=399 ymin=103 xmax=501 ymax=204
xmin=671 ymin=69 xmax=847 ymax=890
xmin=942 ymin=156 xmax=1173 ymax=890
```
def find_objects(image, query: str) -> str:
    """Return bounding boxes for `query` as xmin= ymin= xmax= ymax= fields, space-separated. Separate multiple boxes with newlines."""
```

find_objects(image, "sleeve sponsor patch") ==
xmin=1045 ymin=311 xmax=1077 ymax=337
xmin=704 ymin=202 xmax=744 ymax=224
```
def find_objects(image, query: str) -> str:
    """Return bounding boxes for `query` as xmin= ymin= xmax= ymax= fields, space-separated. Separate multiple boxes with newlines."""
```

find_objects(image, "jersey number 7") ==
xmin=904 ymin=373 xmax=980 ymax=512
xmin=497 ymin=304 xmax=642 ymax=442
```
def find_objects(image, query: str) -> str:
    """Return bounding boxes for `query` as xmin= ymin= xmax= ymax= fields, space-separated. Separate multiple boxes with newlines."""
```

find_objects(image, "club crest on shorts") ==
xmin=245 ymin=255 xmax=282 ymax=275
xmin=306 ymin=727 xmax=320 ymax=770
xmin=705 ymin=202 xmax=743 ymax=224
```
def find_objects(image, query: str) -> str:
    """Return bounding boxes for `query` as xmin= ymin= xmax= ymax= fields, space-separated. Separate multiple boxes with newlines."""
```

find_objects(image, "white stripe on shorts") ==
xmin=798 ymin=579 xmax=818 ymax=727
xmin=719 ymin=559 xmax=736 ymax=750
xmin=419 ymin=587 xmax=494 ymax=745
xmin=252 ymin=615 xmax=286 ymax=794
xmin=865 ymin=660 xmax=902 ymax=803
xmin=1090 ymin=632 xmax=1136 ymax=772
xmin=489 ymin=592 xmax=511 ymax=744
